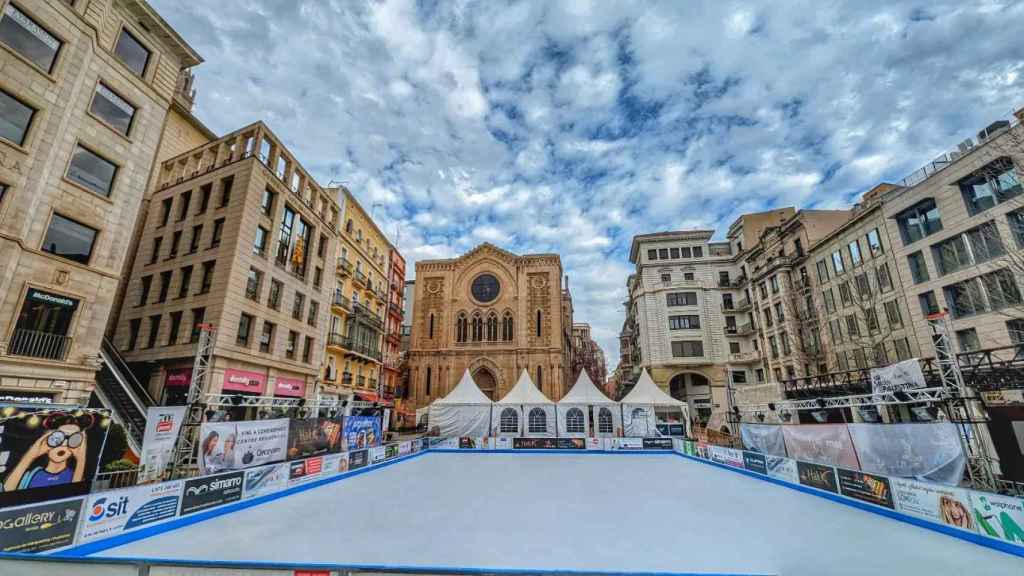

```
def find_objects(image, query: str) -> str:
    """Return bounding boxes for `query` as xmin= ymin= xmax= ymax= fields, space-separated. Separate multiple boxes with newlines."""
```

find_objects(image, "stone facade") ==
xmin=407 ymin=243 xmax=573 ymax=406
xmin=570 ymin=323 xmax=607 ymax=387
xmin=0 ymin=0 xmax=200 ymax=404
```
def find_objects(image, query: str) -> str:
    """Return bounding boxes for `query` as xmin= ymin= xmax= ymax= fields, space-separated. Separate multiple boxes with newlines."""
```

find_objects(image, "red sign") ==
xmin=295 ymin=571 xmax=330 ymax=576
xmin=274 ymin=376 xmax=306 ymax=398
xmin=306 ymin=456 xmax=323 ymax=475
xmin=165 ymin=368 xmax=192 ymax=388
xmin=156 ymin=414 xmax=175 ymax=433
xmin=222 ymin=369 xmax=266 ymax=393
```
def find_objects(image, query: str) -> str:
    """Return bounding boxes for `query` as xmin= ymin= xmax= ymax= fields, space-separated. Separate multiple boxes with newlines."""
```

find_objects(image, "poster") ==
xmin=837 ymin=469 xmax=894 ymax=509
xmin=370 ymin=446 xmax=387 ymax=464
xmin=398 ymin=441 xmax=413 ymax=456
xmin=847 ymin=422 xmax=965 ymax=486
xmin=384 ymin=444 xmax=399 ymax=460
xmin=684 ymin=440 xmax=698 ymax=456
xmin=642 ymin=438 xmax=673 ymax=449
xmin=892 ymin=478 xmax=976 ymax=532
xmin=614 ymin=438 xmax=644 ymax=450
xmin=782 ymin=424 xmax=859 ymax=469
xmin=742 ymin=451 xmax=768 ymax=475
xmin=79 ymin=481 xmax=183 ymax=543
xmin=343 ymin=416 xmax=382 ymax=450
xmin=797 ymin=461 xmax=838 ymax=493
xmin=198 ymin=419 xmax=289 ymax=475
xmin=459 ymin=437 xmax=482 ymax=449
xmin=348 ymin=449 xmax=368 ymax=470
xmin=709 ymin=446 xmax=744 ymax=468
xmin=513 ymin=438 xmax=585 ymax=449
xmin=0 ymin=407 xmax=109 ymax=507
xmin=138 ymin=405 xmax=187 ymax=483
xmin=870 ymin=358 xmax=926 ymax=395
xmin=420 ymin=437 xmax=431 ymax=451
xmin=0 ymin=497 xmax=83 ymax=552
xmin=494 ymin=437 xmax=513 ymax=449
xmin=335 ymin=452 xmax=350 ymax=473
xmin=289 ymin=456 xmax=324 ymax=485
xmin=242 ymin=462 xmax=288 ymax=499
xmin=696 ymin=442 xmax=709 ymax=459
xmin=740 ymin=423 xmax=787 ymax=457
xmin=180 ymin=471 xmax=244 ymax=515
xmin=970 ymin=492 xmax=1024 ymax=544
xmin=288 ymin=417 xmax=344 ymax=460
xmin=322 ymin=453 xmax=343 ymax=477
xmin=767 ymin=456 xmax=798 ymax=484
xmin=586 ymin=438 xmax=604 ymax=451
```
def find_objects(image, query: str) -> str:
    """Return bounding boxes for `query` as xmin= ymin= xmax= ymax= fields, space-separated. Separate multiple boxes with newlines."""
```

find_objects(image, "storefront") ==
xmin=9 ymin=288 xmax=79 ymax=361
xmin=219 ymin=368 xmax=268 ymax=421
xmin=161 ymin=368 xmax=193 ymax=406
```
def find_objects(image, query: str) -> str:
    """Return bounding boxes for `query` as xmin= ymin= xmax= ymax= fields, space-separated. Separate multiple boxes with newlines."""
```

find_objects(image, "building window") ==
xmin=918 ymin=291 xmax=939 ymax=316
xmin=254 ymin=226 xmax=268 ymax=256
xmin=905 ymin=251 xmax=929 ymax=284
xmin=259 ymin=321 xmax=275 ymax=354
xmin=0 ymin=5 xmax=62 ymax=73
xmin=566 ymin=408 xmax=585 ymax=434
xmin=876 ymin=262 xmax=893 ymax=292
xmin=486 ymin=312 xmax=498 ymax=341
xmin=137 ymin=275 xmax=152 ymax=306
xmin=719 ymin=271 xmax=730 ymax=286
xmin=668 ymin=315 xmax=700 ymax=330
xmin=659 ymin=248 xmax=669 ymax=259
xmin=186 ymin=225 xmax=201 ymax=254
xmin=237 ymin=313 xmax=253 ymax=346
xmin=660 ymin=273 xmax=671 ymax=283
xmin=286 ymin=330 xmax=298 ymax=359
xmin=865 ymin=307 xmax=879 ymax=333
xmin=220 ymin=176 xmax=233 ymax=207
xmin=317 ymin=233 xmax=327 ymax=259
xmin=535 ymin=310 xmax=542 ymax=337
xmin=671 ymin=340 xmax=704 ymax=357
xmin=894 ymin=337 xmax=911 ymax=361
xmin=959 ymin=158 xmax=1022 ymax=215
xmin=669 ymin=247 xmax=680 ymax=259
xmin=763 ymin=308 xmax=773 ymax=327
xmin=41 ymin=213 xmax=97 ymax=265
xmin=199 ymin=260 xmax=215 ymax=293
xmin=681 ymin=247 xmax=694 ymax=258
xmin=598 ymin=408 xmax=613 ymax=434
xmin=67 ymin=145 xmax=117 ymax=197
xmin=729 ymin=341 xmax=740 ymax=354
xmin=425 ymin=366 xmax=432 ymax=396
xmin=145 ymin=315 xmax=161 ymax=349
xmin=773 ymin=302 xmax=785 ymax=322
xmin=127 ymin=318 xmax=140 ymax=351
xmin=693 ymin=246 xmax=703 ymax=257
xmin=932 ymin=223 xmax=1005 ymax=276
xmin=268 ymin=278 xmax=282 ymax=309
xmin=768 ymin=336 xmax=779 ymax=358
xmin=816 ymin=260 xmax=829 ymax=282
xmin=980 ymin=269 xmax=1022 ymax=311
xmin=944 ymin=278 xmax=985 ymax=319
xmin=198 ymin=183 xmax=211 ymax=214
xmin=848 ymin=240 xmax=862 ymax=267
xmin=178 ymin=266 xmax=192 ymax=298
xmin=0 ymin=88 xmax=35 ymax=146
xmin=866 ymin=228 xmax=883 ymax=257
xmin=528 ymin=407 xmax=547 ymax=434
xmin=261 ymin=188 xmax=275 ymax=217
xmin=190 ymin=307 xmax=206 ymax=343
xmin=156 ymin=270 xmax=171 ymax=303
xmin=114 ymin=28 xmax=150 ymax=76
xmin=828 ymin=319 xmax=843 ymax=344
xmin=683 ymin=272 xmax=694 ymax=281
xmin=90 ymin=83 xmax=135 ymax=136
xmin=499 ymin=408 xmax=519 ymax=433
xmin=845 ymin=315 xmax=860 ymax=337
xmin=210 ymin=218 xmax=224 ymax=248
xmin=896 ymin=199 xmax=943 ymax=245
xmin=780 ymin=331 xmax=791 ymax=355
xmin=313 ymin=266 xmax=322 ymax=290
xmin=245 ymin=267 xmax=262 ymax=300
xmin=666 ymin=292 xmax=697 ymax=307
xmin=956 ymin=328 xmax=980 ymax=352
xmin=502 ymin=312 xmax=514 ymax=341
xmin=855 ymin=273 xmax=871 ymax=300
xmin=770 ymin=275 xmax=780 ymax=293
xmin=302 ymin=336 xmax=313 ymax=363
xmin=823 ymin=288 xmax=836 ymax=313
xmin=884 ymin=300 xmax=903 ymax=328
xmin=831 ymin=250 xmax=845 ymax=275
xmin=168 ymin=230 xmax=181 ymax=258
xmin=292 ymin=292 xmax=305 ymax=320
xmin=429 ymin=313 xmax=435 ymax=338
xmin=1007 ymin=319 xmax=1024 ymax=348
xmin=166 ymin=311 xmax=182 ymax=346
xmin=536 ymin=366 xmax=543 ymax=390
xmin=839 ymin=282 xmax=853 ymax=306
xmin=307 ymin=301 xmax=318 ymax=327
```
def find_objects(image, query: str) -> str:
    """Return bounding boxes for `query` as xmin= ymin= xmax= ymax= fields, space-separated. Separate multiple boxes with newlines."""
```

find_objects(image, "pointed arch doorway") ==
xmin=473 ymin=367 xmax=498 ymax=400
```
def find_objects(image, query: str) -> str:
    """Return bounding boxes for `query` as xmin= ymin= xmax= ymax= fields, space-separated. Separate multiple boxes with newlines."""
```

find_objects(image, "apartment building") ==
xmin=0 ymin=0 xmax=201 ymax=404
xmin=323 ymin=189 xmax=389 ymax=406
xmin=570 ymin=323 xmax=607 ymax=387
xmin=113 ymin=122 xmax=341 ymax=407
xmin=383 ymin=248 xmax=406 ymax=423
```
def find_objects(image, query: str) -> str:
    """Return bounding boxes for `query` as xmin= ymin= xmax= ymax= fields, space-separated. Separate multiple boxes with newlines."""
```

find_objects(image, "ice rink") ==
xmin=92 ymin=452 xmax=1020 ymax=575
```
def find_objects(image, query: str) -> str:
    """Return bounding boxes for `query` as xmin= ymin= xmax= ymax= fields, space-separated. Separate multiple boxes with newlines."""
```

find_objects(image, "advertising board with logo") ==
xmin=613 ymin=438 xmax=644 ymax=450
xmin=891 ymin=478 xmax=976 ymax=532
xmin=385 ymin=444 xmax=399 ymax=460
xmin=494 ymin=437 xmax=512 ymax=449
xmin=398 ymin=441 xmax=413 ymax=456
xmin=348 ymin=449 xmax=368 ymax=470
xmin=796 ymin=461 xmax=838 ymax=493
xmin=513 ymin=438 xmax=585 ymax=450
xmin=322 ymin=453 xmax=343 ymax=477
xmin=336 ymin=452 xmax=350 ymax=473
xmin=709 ymin=446 xmax=744 ymax=468
xmin=836 ymin=469 xmax=894 ymax=509
xmin=742 ymin=451 xmax=768 ymax=475
xmin=138 ymin=406 xmax=187 ymax=483
xmin=287 ymin=417 xmax=344 ymax=460
xmin=766 ymin=456 xmax=798 ymax=484
xmin=0 ymin=498 xmax=83 ymax=553
xmin=180 ymin=471 xmax=244 ymax=515
xmin=243 ymin=463 xmax=289 ymax=500
xmin=343 ymin=416 xmax=382 ymax=450
xmin=370 ymin=446 xmax=387 ymax=464
xmin=642 ymin=438 xmax=673 ymax=449
xmin=79 ymin=481 xmax=183 ymax=543
xmin=199 ymin=418 xmax=289 ymax=475
xmin=969 ymin=492 xmax=1024 ymax=543
xmin=586 ymin=438 xmax=604 ymax=450
xmin=458 ymin=437 xmax=483 ymax=449
xmin=289 ymin=456 xmax=324 ymax=485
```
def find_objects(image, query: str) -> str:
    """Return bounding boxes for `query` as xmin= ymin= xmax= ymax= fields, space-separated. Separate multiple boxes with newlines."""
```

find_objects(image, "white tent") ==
xmin=557 ymin=371 xmax=620 ymax=438
xmin=492 ymin=370 xmax=556 ymax=437
xmin=620 ymin=369 xmax=689 ymax=437
xmin=428 ymin=369 xmax=493 ymax=437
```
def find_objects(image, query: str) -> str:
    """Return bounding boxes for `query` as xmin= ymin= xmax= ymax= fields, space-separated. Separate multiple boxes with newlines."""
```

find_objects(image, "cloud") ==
xmin=152 ymin=0 xmax=1024 ymax=371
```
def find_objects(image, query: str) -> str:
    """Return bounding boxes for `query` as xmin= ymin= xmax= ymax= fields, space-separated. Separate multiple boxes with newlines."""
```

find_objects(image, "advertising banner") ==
xmin=766 ymin=456 xmax=798 ymax=484
xmin=970 ymin=492 xmax=1024 ymax=544
xmin=289 ymin=456 xmax=324 ymax=485
xmin=892 ymin=478 xmax=976 ymax=532
xmin=398 ymin=441 xmax=413 ymax=456
xmin=348 ymin=449 xmax=368 ymax=470
xmin=384 ymin=444 xmax=399 ymax=460
xmin=79 ymin=481 xmax=183 ymax=543
xmin=587 ymin=438 xmax=604 ymax=451
xmin=0 ymin=407 xmax=109 ymax=507
xmin=740 ymin=423 xmax=787 ymax=457
xmin=614 ymin=438 xmax=644 ymax=450
xmin=796 ymin=461 xmax=838 ymax=493
xmin=742 ymin=451 xmax=768 ymax=475
xmin=696 ymin=442 xmax=709 ymax=459
xmin=782 ymin=424 xmax=859 ymax=469
xmin=0 ymin=497 xmax=83 ymax=552
xmin=642 ymin=438 xmax=673 ymax=449
xmin=242 ymin=463 xmax=288 ymax=500
xmin=512 ymin=438 xmax=585 ymax=450
xmin=370 ymin=446 xmax=387 ymax=464
xmin=709 ymin=446 xmax=744 ymax=468
xmin=180 ymin=471 xmax=244 ymax=515
xmin=836 ymin=469 xmax=894 ymax=509
xmin=343 ymin=416 xmax=382 ymax=450
xmin=138 ymin=406 xmax=187 ymax=483
xmin=419 ymin=437 xmax=430 ymax=451
xmin=847 ymin=422 xmax=965 ymax=486
xmin=288 ymin=417 xmax=344 ymax=460
xmin=222 ymin=369 xmax=266 ymax=394
xmin=322 ymin=453 xmax=343 ymax=478
xmin=458 ymin=437 xmax=484 ymax=449
xmin=870 ymin=358 xmax=926 ymax=395
xmin=198 ymin=419 xmax=289 ymax=475
xmin=656 ymin=423 xmax=686 ymax=436
xmin=335 ymin=452 xmax=350 ymax=473
xmin=494 ymin=437 xmax=513 ymax=449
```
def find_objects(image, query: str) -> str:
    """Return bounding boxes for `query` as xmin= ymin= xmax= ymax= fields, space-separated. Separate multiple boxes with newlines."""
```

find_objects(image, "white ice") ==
xmin=95 ymin=452 xmax=1022 ymax=575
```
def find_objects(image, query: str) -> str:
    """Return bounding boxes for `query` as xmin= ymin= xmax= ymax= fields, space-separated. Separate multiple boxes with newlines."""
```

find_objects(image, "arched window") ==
xmin=345 ymin=219 xmax=353 ymax=233
xmin=499 ymin=408 xmax=519 ymax=433
xmin=456 ymin=313 xmax=467 ymax=342
xmin=598 ymin=407 xmax=613 ymax=434
xmin=528 ymin=407 xmax=547 ymax=434
xmin=566 ymin=408 xmax=585 ymax=434
xmin=425 ymin=366 xmax=432 ymax=396
xmin=428 ymin=313 xmax=434 ymax=338
xmin=502 ymin=312 xmax=514 ymax=341
xmin=471 ymin=313 xmax=483 ymax=341
xmin=486 ymin=312 xmax=498 ymax=341
xmin=535 ymin=309 xmax=542 ymax=337
xmin=536 ymin=365 xmax=543 ymax=390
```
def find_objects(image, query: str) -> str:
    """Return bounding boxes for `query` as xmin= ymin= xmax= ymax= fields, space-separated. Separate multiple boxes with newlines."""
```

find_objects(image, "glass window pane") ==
xmin=42 ymin=213 xmax=97 ymax=264
xmin=0 ymin=88 xmax=35 ymax=145
xmin=67 ymin=145 xmax=117 ymax=196
xmin=0 ymin=5 xmax=61 ymax=73
xmin=90 ymin=83 xmax=135 ymax=135
xmin=114 ymin=29 xmax=150 ymax=76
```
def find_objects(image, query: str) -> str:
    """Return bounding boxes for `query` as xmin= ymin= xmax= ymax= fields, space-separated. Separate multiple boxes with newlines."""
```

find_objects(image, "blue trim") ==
xmin=672 ymin=451 xmax=1024 ymax=559
xmin=56 ymin=449 xmax=430 ymax=558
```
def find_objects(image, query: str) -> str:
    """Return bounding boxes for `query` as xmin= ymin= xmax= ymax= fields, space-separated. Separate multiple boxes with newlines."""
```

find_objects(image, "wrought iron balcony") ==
xmin=336 ymin=257 xmax=353 ymax=276
xmin=353 ymin=269 xmax=368 ymax=286
xmin=728 ymin=350 xmax=762 ymax=364
xmin=332 ymin=290 xmax=351 ymax=311
xmin=8 ymin=329 xmax=72 ymax=361
xmin=342 ymin=371 xmax=353 ymax=385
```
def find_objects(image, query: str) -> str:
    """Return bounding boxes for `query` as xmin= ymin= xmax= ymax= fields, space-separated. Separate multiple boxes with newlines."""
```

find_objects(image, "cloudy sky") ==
xmin=152 ymin=0 xmax=1023 ymax=369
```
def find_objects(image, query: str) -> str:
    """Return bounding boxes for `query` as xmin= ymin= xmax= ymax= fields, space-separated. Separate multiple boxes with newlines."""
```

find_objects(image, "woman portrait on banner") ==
xmin=940 ymin=495 xmax=974 ymax=529
xmin=200 ymin=429 xmax=236 ymax=474
xmin=3 ymin=412 xmax=94 ymax=491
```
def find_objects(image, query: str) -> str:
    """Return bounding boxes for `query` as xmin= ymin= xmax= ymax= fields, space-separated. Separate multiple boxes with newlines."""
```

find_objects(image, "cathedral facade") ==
xmin=407 ymin=244 xmax=573 ymax=408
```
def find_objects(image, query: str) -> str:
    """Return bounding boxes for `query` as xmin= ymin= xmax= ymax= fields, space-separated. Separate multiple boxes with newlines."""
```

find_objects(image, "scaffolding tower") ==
xmin=168 ymin=324 xmax=215 ymax=480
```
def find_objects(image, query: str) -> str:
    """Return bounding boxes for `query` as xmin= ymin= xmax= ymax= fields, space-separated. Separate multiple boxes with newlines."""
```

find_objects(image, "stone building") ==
xmin=0 ymin=0 xmax=201 ymax=404
xmin=383 ymin=247 xmax=406 ymax=422
xmin=570 ymin=323 xmax=607 ymax=387
xmin=112 ymin=122 xmax=341 ymax=407
xmin=406 ymin=243 xmax=573 ymax=407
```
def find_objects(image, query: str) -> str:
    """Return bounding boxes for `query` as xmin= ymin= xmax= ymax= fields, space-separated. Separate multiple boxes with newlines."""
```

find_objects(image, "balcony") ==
xmin=356 ymin=375 xmax=366 ymax=388
xmin=369 ymin=378 xmax=378 ymax=389
xmin=732 ymin=323 xmax=755 ymax=336
xmin=332 ymin=290 xmax=351 ymax=312
xmin=728 ymin=350 xmax=762 ymax=364
xmin=342 ymin=371 xmax=353 ymax=385
xmin=732 ymin=273 xmax=748 ymax=288
xmin=336 ymin=257 xmax=353 ymax=277
xmin=327 ymin=332 xmax=346 ymax=350
xmin=353 ymin=269 xmax=368 ymax=287
xmin=7 ymin=329 xmax=72 ymax=361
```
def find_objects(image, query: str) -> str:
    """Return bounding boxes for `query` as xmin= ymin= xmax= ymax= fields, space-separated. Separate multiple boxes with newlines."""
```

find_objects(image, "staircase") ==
xmin=94 ymin=337 xmax=155 ymax=452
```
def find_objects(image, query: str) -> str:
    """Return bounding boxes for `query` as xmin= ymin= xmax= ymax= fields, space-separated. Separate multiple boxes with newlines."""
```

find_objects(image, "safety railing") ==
xmin=7 ymin=329 xmax=72 ymax=361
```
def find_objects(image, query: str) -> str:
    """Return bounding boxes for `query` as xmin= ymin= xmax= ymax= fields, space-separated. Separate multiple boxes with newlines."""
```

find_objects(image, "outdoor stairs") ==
xmin=94 ymin=337 xmax=155 ymax=453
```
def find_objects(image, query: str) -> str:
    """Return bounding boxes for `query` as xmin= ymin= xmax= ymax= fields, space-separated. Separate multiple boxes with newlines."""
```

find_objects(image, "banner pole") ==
xmin=90 ymin=409 xmax=113 ymax=486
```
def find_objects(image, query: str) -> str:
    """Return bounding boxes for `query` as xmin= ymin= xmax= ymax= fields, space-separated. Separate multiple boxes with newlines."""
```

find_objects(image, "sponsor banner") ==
xmin=969 ymin=492 xmax=1024 ymax=544
xmin=0 ymin=407 xmax=109 ymax=507
xmin=796 ymin=461 xmax=838 ymax=493
xmin=79 ymin=482 xmax=183 ymax=543
xmin=656 ymin=423 xmax=686 ymax=436
xmin=273 ymin=376 xmax=306 ymax=398
xmin=243 ymin=463 xmax=288 ymax=499
xmin=431 ymin=437 xmax=458 ymax=448
xmin=322 ymin=453 xmax=343 ymax=478
xmin=494 ymin=437 xmax=513 ymax=449
xmin=180 ymin=471 xmax=244 ymax=516
xmin=419 ymin=437 xmax=430 ymax=451
xmin=696 ymin=442 xmax=709 ymax=459
xmin=222 ymin=369 xmax=266 ymax=394
xmin=742 ymin=451 xmax=768 ymax=475
xmin=782 ymin=424 xmax=859 ymax=469
xmin=458 ymin=437 xmax=484 ymax=450
xmin=369 ymin=446 xmax=387 ymax=464
xmin=766 ymin=456 xmax=798 ymax=484
xmin=709 ymin=446 xmax=744 ymax=468
xmin=348 ymin=449 xmax=368 ymax=470
xmin=837 ymin=469 xmax=894 ymax=509
xmin=684 ymin=440 xmax=698 ymax=457
xmin=0 ymin=498 xmax=83 ymax=553
xmin=512 ymin=438 xmax=585 ymax=450
xmin=613 ymin=438 xmax=644 ymax=450
xmin=398 ymin=441 xmax=413 ymax=456
xmin=199 ymin=418 xmax=289 ymax=475
xmin=870 ymin=358 xmax=926 ymax=395
xmin=642 ymin=438 xmax=673 ymax=450
xmin=586 ymin=438 xmax=604 ymax=451
xmin=740 ymin=423 xmax=787 ymax=457
xmin=289 ymin=456 xmax=324 ymax=485
xmin=892 ymin=478 xmax=977 ymax=532
xmin=139 ymin=405 xmax=187 ymax=483
xmin=164 ymin=368 xmax=192 ymax=388
xmin=384 ymin=444 xmax=399 ymax=460
xmin=343 ymin=416 xmax=382 ymax=450
xmin=335 ymin=452 xmax=350 ymax=473
xmin=288 ymin=417 xmax=345 ymax=460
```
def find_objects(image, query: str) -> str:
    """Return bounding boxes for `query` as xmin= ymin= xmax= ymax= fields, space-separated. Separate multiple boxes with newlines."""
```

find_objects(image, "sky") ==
xmin=151 ymin=0 xmax=1024 ymax=371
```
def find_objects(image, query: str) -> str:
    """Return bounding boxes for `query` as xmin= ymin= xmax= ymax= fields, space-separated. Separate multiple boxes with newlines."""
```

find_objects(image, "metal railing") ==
xmin=328 ymin=332 xmax=346 ymax=347
xmin=337 ymin=257 xmax=353 ymax=275
xmin=333 ymin=290 xmax=351 ymax=310
xmin=92 ymin=467 xmax=140 ymax=492
xmin=7 ymin=329 xmax=72 ymax=361
xmin=354 ymin=269 xmax=368 ymax=285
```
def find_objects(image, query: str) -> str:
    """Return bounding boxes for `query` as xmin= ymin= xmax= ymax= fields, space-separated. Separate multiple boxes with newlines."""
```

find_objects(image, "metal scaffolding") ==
xmin=169 ymin=324 xmax=215 ymax=480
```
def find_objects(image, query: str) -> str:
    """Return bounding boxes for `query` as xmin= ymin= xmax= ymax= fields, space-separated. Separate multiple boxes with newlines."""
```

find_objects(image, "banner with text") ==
xmin=138 ymin=406 xmax=187 ymax=483
xmin=870 ymin=358 xmax=927 ymax=395
xmin=970 ymin=492 xmax=1024 ymax=544
xmin=288 ymin=417 xmax=344 ymax=460
xmin=891 ymin=478 xmax=977 ymax=533
xmin=836 ymin=469 xmax=894 ymax=509
xmin=782 ymin=424 xmax=859 ymax=469
xmin=79 ymin=481 xmax=183 ymax=543
xmin=796 ymin=461 xmax=838 ymax=493
xmin=766 ymin=456 xmax=799 ymax=484
xmin=180 ymin=471 xmax=244 ymax=516
xmin=242 ymin=462 xmax=289 ymax=500
xmin=343 ymin=416 xmax=382 ymax=450
xmin=0 ymin=497 xmax=83 ymax=552
xmin=198 ymin=418 xmax=289 ymax=475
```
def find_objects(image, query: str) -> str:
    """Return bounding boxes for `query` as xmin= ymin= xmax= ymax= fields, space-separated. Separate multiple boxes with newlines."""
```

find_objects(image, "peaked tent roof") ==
xmin=620 ymin=368 xmax=685 ymax=406
xmin=495 ymin=370 xmax=553 ymax=404
xmin=433 ymin=369 xmax=493 ymax=405
xmin=559 ymin=371 xmax=617 ymax=404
